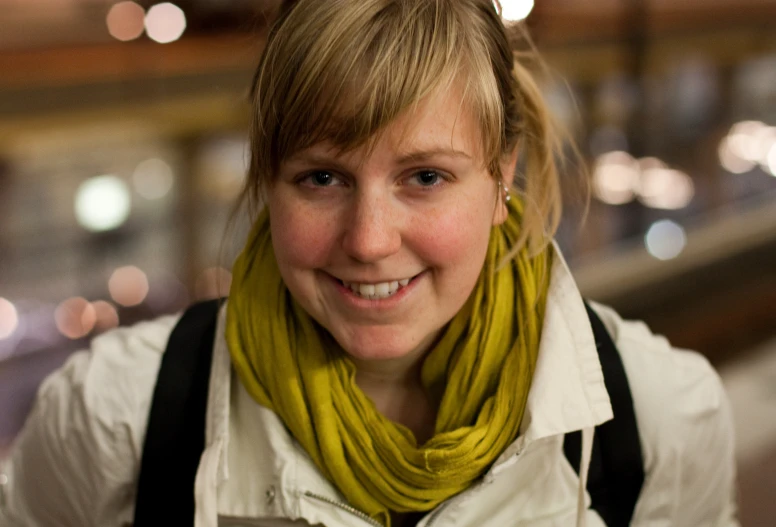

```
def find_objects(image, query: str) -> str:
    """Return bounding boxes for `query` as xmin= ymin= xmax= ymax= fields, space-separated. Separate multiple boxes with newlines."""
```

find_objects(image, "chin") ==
xmin=332 ymin=329 xmax=425 ymax=362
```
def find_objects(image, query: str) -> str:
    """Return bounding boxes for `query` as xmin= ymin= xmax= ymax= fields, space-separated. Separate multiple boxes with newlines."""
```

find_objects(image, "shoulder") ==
xmin=589 ymin=302 xmax=738 ymax=525
xmin=37 ymin=314 xmax=180 ymax=449
xmin=0 ymin=314 xmax=180 ymax=527
xmin=590 ymin=302 xmax=726 ymax=428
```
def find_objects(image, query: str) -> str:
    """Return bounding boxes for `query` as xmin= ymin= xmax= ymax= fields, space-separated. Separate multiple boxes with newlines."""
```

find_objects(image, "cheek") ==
xmin=410 ymin=197 xmax=492 ymax=271
xmin=269 ymin=199 xmax=337 ymax=270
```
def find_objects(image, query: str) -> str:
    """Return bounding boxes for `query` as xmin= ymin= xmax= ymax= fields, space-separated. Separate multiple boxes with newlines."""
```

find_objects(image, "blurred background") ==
xmin=0 ymin=0 xmax=774 ymax=523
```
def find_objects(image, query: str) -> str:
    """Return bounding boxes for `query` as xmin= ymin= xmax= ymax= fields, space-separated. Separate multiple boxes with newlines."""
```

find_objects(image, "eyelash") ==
xmin=297 ymin=169 xmax=450 ymax=190
xmin=299 ymin=170 xmax=343 ymax=188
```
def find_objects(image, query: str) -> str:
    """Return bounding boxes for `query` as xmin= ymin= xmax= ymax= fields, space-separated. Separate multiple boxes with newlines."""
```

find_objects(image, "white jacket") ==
xmin=0 ymin=250 xmax=739 ymax=527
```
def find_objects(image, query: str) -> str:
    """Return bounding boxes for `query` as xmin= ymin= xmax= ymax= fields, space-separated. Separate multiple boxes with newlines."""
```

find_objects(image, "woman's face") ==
xmin=268 ymin=86 xmax=515 ymax=362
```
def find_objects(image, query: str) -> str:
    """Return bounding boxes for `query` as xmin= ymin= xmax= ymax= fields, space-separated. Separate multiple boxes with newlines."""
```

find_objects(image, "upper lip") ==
xmin=326 ymin=272 xmax=419 ymax=284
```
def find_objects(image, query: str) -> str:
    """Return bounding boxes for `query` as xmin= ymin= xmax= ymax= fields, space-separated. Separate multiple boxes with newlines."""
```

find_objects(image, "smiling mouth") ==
xmin=336 ymin=275 xmax=417 ymax=300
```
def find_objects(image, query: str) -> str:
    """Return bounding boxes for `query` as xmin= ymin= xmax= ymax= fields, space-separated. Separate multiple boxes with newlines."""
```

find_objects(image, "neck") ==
xmin=351 ymin=346 xmax=439 ymax=444
xmin=349 ymin=325 xmax=442 ymax=388
xmin=351 ymin=352 xmax=425 ymax=388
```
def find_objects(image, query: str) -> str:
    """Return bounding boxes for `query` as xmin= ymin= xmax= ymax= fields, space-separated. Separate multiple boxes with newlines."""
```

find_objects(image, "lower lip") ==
xmin=327 ymin=272 xmax=423 ymax=308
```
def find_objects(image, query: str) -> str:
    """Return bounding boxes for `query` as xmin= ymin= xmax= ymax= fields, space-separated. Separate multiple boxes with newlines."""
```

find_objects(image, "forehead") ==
xmin=389 ymin=85 xmax=476 ymax=148
xmin=297 ymin=82 xmax=485 ymax=165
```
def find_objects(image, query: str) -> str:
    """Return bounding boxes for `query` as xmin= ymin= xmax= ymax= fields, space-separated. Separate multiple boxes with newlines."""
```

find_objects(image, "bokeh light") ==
xmin=195 ymin=267 xmax=233 ymax=301
xmin=718 ymin=136 xmax=755 ymax=174
xmin=0 ymin=298 xmax=19 ymax=340
xmin=132 ymin=158 xmax=175 ymax=200
xmin=592 ymin=151 xmax=639 ymax=205
xmin=109 ymin=266 xmax=150 ymax=307
xmin=145 ymin=3 xmax=187 ymax=44
xmin=752 ymin=125 xmax=776 ymax=166
xmin=91 ymin=301 xmax=120 ymax=332
xmin=106 ymin=1 xmax=145 ymax=42
xmin=727 ymin=121 xmax=766 ymax=162
xmin=718 ymin=120 xmax=776 ymax=174
xmin=74 ymin=175 xmax=131 ymax=232
xmin=55 ymin=297 xmax=96 ymax=340
xmin=645 ymin=220 xmax=687 ymax=261
xmin=496 ymin=0 xmax=535 ymax=21
xmin=768 ymin=144 xmax=776 ymax=176
xmin=638 ymin=167 xmax=695 ymax=210
xmin=593 ymin=153 xmax=694 ymax=210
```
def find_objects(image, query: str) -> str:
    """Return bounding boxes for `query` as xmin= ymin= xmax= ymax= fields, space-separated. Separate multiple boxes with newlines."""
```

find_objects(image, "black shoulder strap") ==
xmin=134 ymin=299 xmax=221 ymax=526
xmin=564 ymin=302 xmax=645 ymax=527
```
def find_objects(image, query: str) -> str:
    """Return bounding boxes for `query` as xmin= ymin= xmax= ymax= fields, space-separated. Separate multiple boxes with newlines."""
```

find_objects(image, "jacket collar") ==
xmin=203 ymin=243 xmax=613 ymax=520
xmin=485 ymin=243 xmax=613 ymax=471
xmin=521 ymin=243 xmax=613 ymax=439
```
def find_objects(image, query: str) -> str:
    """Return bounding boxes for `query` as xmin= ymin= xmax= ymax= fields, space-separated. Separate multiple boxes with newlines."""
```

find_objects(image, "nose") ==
xmin=341 ymin=191 xmax=402 ymax=263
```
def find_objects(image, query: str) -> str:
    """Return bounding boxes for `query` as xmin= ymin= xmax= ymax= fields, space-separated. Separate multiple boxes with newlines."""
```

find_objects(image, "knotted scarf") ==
xmin=226 ymin=198 xmax=549 ymax=526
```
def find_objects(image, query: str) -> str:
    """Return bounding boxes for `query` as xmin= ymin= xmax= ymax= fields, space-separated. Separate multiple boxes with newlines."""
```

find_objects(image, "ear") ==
xmin=492 ymin=146 xmax=519 ymax=226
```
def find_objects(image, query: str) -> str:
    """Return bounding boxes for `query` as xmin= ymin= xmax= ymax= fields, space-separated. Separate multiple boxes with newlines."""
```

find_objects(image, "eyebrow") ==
xmin=394 ymin=148 xmax=473 ymax=164
xmin=286 ymin=147 xmax=473 ymax=166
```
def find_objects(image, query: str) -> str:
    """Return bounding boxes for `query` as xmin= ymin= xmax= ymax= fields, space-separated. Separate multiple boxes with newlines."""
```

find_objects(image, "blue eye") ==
xmin=304 ymin=171 xmax=340 ymax=187
xmin=312 ymin=171 xmax=333 ymax=186
xmin=412 ymin=170 xmax=441 ymax=187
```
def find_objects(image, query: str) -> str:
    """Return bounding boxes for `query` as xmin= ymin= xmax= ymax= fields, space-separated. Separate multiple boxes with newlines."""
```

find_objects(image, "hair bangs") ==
xmin=260 ymin=0 xmax=504 ymax=172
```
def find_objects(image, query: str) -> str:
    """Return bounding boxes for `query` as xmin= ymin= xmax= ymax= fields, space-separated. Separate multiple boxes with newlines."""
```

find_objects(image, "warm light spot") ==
xmin=592 ymin=151 xmax=639 ymax=205
xmin=0 ymin=298 xmax=19 ymax=340
xmin=637 ymin=157 xmax=666 ymax=172
xmin=496 ymin=0 xmax=534 ymax=21
xmin=768 ymin=144 xmax=776 ymax=177
xmin=638 ymin=168 xmax=695 ymax=210
xmin=718 ymin=136 xmax=755 ymax=174
xmin=91 ymin=301 xmax=120 ymax=332
xmin=74 ymin=175 xmax=131 ymax=232
xmin=132 ymin=158 xmax=175 ymax=199
xmin=109 ymin=266 xmax=150 ymax=307
xmin=106 ymin=1 xmax=145 ymax=41
xmin=195 ymin=267 xmax=233 ymax=301
xmin=55 ymin=297 xmax=96 ymax=340
xmin=645 ymin=220 xmax=687 ymax=261
xmin=718 ymin=121 xmax=776 ymax=174
xmin=728 ymin=121 xmax=768 ymax=162
xmin=145 ymin=3 xmax=186 ymax=44
xmin=754 ymin=126 xmax=776 ymax=169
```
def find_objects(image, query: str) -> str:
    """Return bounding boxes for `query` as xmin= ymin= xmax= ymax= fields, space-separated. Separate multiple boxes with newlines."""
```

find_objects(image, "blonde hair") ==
xmin=244 ymin=0 xmax=566 ymax=256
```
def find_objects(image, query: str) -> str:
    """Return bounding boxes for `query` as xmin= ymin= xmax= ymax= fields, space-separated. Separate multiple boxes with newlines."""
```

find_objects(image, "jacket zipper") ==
xmin=303 ymin=491 xmax=383 ymax=527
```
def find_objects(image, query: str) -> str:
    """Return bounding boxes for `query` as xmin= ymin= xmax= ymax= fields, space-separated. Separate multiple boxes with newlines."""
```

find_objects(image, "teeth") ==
xmin=343 ymin=277 xmax=413 ymax=299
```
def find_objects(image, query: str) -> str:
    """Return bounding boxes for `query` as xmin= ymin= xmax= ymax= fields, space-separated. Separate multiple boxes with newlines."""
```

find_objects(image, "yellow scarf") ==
xmin=226 ymin=199 xmax=549 ymax=526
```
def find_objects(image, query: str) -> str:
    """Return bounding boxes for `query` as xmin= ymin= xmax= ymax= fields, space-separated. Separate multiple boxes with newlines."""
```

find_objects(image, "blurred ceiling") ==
xmin=1 ymin=0 xmax=775 ymax=142
xmin=2 ymin=0 xmax=776 ymax=50
xmin=0 ymin=0 xmax=275 ymax=49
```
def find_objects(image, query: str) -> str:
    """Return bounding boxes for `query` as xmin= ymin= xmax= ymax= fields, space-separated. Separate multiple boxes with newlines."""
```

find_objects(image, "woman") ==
xmin=0 ymin=1 xmax=738 ymax=526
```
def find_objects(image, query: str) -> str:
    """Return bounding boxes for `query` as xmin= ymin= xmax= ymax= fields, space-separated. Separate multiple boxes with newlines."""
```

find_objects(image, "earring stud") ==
xmin=499 ymin=181 xmax=511 ymax=202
